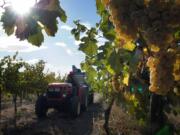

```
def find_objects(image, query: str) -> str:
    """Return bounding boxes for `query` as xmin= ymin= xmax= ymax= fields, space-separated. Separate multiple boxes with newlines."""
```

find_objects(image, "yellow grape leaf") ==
xmin=150 ymin=44 xmax=160 ymax=52
xmin=123 ymin=41 xmax=136 ymax=51
xmin=123 ymin=73 xmax=129 ymax=86
xmin=106 ymin=65 xmax=115 ymax=75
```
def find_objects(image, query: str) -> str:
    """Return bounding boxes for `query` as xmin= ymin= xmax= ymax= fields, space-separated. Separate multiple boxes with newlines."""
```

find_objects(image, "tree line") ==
xmin=0 ymin=52 xmax=65 ymax=124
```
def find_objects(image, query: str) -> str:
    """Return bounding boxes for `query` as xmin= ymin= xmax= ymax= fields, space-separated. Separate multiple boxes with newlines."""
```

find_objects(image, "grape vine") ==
xmin=71 ymin=0 xmax=180 ymax=134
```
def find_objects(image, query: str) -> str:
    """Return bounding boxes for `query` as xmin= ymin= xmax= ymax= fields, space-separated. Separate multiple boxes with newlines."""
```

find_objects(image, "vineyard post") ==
xmin=20 ymin=91 xmax=23 ymax=106
xmin=103 ymin=97 xmax=115 ymax=135
xmin=13 ymin=93 xmax=17 ymax=127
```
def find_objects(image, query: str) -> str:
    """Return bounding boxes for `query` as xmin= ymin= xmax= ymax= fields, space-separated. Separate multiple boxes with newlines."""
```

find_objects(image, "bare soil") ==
xmin=0 ymin=96 xmax=179 ymax=135
xmin=0 ymin=103 xmax=103 ymax=135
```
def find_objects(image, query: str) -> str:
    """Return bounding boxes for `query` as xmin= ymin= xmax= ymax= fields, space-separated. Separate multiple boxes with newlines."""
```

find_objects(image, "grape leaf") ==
xmin=15 ymin=16 xmax=39 ymax=40
xmin=27 ymin=28 xmax=44 ymax=46
xmin=33 ymin=9 xmax=59 ymax=36
xmin=96 ymin=0 xmax=106 ymax=15
xmin=35 ymin=0 xmax=67 ymax=22
xmin=79 ymin=38 xmax=98 ymax=57
xmin=123 ymin=41 xmax=136 ymax=51
xmin=1 ymin=7 xmax=16 ymax=36
xmin=108 ymin=50 xmax=123 ymax=74
xmin=81 ymin=62 xmax=97 ymax=82
xmin=1 ymin=0 xmax=67 ymax=46
xmin=174 ymin=30 xmax=180 ymax=40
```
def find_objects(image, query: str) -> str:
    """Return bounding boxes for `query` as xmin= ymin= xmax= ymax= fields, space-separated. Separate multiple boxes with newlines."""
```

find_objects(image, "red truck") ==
xmin=35 ymin=66 xmax=93 ymax=118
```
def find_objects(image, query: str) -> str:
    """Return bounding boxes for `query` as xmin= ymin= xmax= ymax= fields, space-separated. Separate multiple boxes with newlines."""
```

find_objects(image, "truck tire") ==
xmin=70 ymin=96 xmax=81 ymax=117
xmin=35 ymin=95 xmax=47 ymax=118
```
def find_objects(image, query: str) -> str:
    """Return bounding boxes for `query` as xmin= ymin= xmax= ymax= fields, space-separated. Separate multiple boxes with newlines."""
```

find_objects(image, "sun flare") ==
xmin=9 ymin=0 xmax=36 ymax=15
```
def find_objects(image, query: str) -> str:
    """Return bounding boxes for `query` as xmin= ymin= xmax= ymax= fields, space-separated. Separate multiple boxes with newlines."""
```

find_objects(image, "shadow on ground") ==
xmin=1 ymin=103 xmax=103 ymax=135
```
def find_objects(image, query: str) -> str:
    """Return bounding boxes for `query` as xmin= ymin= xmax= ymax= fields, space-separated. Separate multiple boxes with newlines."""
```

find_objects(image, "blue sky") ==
xmin=0 ymin=0 xmax=100 ymax=75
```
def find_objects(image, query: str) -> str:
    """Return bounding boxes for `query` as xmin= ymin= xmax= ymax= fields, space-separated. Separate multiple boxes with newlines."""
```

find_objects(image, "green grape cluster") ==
xmin=103 ymin=0 xmax=180 ymax=48
xmin=147 ymin=50 xmax=176 ymax=95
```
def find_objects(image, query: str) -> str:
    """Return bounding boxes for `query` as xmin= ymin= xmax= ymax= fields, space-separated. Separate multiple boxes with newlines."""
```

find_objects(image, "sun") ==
xmin=9 ymin=0 xmax=36 ymax=15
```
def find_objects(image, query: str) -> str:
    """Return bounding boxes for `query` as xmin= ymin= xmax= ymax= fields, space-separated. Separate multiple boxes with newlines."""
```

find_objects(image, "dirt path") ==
xmin=1 ymin=94 xmax=179 ymax=135
xmin=0 ymin=102 xmax=103 ymax=135
xmin=0 ymin=94 xmax=105 ymax=135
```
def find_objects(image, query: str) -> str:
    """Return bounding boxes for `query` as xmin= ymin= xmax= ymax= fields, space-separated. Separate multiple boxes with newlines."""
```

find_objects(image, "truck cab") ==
xmin=35 ymin=66 xmax=90 ymax=118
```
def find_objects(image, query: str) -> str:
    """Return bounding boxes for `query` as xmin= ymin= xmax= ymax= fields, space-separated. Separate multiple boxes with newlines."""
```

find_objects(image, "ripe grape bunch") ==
xmin=103 ymin=0 xmax=180 ymax=49
xmin=146 ymin=50 xmax=176 ymax=95
xmin=103 ymin=0 xmax=180 ymax=95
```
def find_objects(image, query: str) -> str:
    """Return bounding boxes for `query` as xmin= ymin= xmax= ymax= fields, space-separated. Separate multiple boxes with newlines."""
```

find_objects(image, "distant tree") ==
xmin=2 ymin=53 xmax=23 ymax=125
xmin=45 ymin=71 xmax=56 ymax=83
xmin=0 ymin=56 xmax=8 ymax=121
xmin=23 ymin=60 xmax=48 ymax=97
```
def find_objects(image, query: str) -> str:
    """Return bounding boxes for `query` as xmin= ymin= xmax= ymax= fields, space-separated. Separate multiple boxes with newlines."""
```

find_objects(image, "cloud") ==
xmin=74 ymin=40 xmax=82 ymax=46
xmin=45 ymin=63 xmax=70 ymax=76
xmin=55 ymin=42 xmax=67 ymax=47
xmin=60 ymin=25 xmax=73 ymax=31
xmin=66 ymin=49 xmax=73 ymax=55
xmin=55 ymin=41 xmax=74 ymax=56
xmin=81 ymin=22 xmax=91 ymax=29
xmin=95 ymin=31 xmax=108 ymax=46
xmin=97 ymin=37 xmax=108 ymax=46
xmin=26 ymin=59 xmax=40 ymax=64
xmin=0 ymin=36 xmax=47 ymax=52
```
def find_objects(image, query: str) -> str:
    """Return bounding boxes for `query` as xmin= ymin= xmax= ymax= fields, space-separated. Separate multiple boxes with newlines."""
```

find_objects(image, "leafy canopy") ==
xmin=1 ymin=0 xmax=67 ymax=46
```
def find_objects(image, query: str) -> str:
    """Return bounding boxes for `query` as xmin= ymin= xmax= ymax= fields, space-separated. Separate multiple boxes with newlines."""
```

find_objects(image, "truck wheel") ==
xmin=70 ymin=96 xmax=81 ymax=117
xmin=82 ymin=95 xmax=88 ymax=111
xmin=35 ymin=95 xmax=47 ymax=118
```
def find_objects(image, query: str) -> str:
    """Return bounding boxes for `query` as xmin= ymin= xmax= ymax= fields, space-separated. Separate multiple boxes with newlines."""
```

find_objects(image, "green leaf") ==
xmin=1 ymin=7 xmax=16 ymax=36
xmin=104 ymin=28 xmax=116 ymax=41
xmin=108 ymin=50 xmax=122 ymax=74
xmin=15 ymin=16 xmax=39 ymax=40
xmin=174 ymin=30 xmax=180 ymax=40
xmin=27 ymin=28 xmax=44 ymax=46
xmin=99 ymin=13 xmax=116 ymax=41
xmin=74 ymin=32 xmax=80 ymax=40
xmin=81 ymin=62 xmax=97 ymax=82
xmin=1 ymin=0 xmax=67 ymax=46
xmin=58 ymin=5 xmax=67 ymax=22
xmin=97 ymin=52 xmax=105 ymax=60
xmin=71 ymin=21 xmax=87 ymax=40
xmin=106 ymin=64 xmax=115 ymax=75
xmin=129 ymin=49 xmax=143 ymax=73
xmin=71 ymin=28 xmax=77 ymax=35
xmin=34 ymin=9 xmax=59 ymax=36
xmin=96 ymin=0 xmax=106 ymax=15
xmin=79 ymin=39 xmax=98 ymax=57
xmin=35 ymin=0 xmax=67 ymax=22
